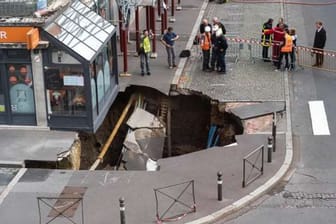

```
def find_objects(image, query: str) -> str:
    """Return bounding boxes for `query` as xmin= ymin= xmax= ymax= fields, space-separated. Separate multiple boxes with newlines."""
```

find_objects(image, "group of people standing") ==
xmin=139 ymin=17 xmax=229 ymax=76
xmin=199 ymin=17 xmax=228 ymax=74
xmin=261 ymin=18 xmax=326 ymax=71
xmin=138 ymin=27 xmax=180 ymax=76
xmin=261 ymin=18 xmax=297 ymax=71
xmin=138 ymin=16 xmax=327 ymax=76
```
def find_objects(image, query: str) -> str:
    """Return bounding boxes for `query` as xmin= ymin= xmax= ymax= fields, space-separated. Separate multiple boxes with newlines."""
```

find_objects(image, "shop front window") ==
xmin=96 ymin=53 xmax=105 ymax=109
xmin=45 ymin=66 xmax=86 ymax=115
xmin=91 ymin=44 xmax=114 ymax=114
xmin=103 ymin=46 xmax=111 ymax=93
xmin=7 ymin=64 xmax=35 ymax=114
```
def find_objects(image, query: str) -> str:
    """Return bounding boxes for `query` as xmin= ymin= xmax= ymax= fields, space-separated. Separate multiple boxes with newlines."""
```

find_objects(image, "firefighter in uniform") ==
xmin=261 ymin=18 xmax=273 ymax=62
xmin=277 ymin=29 xmax=293 ymax=70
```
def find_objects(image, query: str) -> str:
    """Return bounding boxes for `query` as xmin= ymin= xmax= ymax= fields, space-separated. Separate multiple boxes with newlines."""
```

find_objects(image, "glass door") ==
xmin=0 ymin=63 xmax=36 ymax=125
xmin=0 ymin=66 xmax=8 ymax=124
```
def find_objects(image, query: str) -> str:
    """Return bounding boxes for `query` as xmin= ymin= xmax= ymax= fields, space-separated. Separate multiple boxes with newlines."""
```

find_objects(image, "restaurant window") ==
xmin=45 ymin=65 xmax=86 ymax=115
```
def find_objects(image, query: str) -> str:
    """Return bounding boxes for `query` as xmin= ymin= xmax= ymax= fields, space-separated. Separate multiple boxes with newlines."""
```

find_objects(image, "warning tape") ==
xmin=226 ymin=37 xmax=336 ymax=57
xmin=296 ymin=46 xmax=336 ymax=57
xmin=226 ymin=37 xmax=281 ymax=46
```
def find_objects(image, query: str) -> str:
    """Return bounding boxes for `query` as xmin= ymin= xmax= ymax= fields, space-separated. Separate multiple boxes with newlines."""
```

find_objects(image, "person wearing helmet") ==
xmin=200 ymin=26 xmax=212 ymax=71
xmin=261 ymin=18 xmax=273 ymax=62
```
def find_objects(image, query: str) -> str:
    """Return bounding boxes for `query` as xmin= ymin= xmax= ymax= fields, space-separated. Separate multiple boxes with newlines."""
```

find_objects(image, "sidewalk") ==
xmin=0 ymin=1 xmax=293 ymax=224
xmin=118 ymin=0 xmax=206 ymax=95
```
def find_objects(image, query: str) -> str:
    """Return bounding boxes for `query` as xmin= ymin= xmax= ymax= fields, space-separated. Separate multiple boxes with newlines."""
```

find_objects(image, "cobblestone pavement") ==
xmin=179 ymin=2 xmax=286 ymax=102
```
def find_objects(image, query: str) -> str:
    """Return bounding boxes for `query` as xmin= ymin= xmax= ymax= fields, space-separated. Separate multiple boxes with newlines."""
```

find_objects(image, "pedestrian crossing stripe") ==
xmin=308 ymin=100 xmax=330 ymax=135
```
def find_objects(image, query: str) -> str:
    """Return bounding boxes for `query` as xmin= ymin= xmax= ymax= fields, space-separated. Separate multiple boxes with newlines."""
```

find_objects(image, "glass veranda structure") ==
xmin=42 ymin=0 xmax=118 ymax=132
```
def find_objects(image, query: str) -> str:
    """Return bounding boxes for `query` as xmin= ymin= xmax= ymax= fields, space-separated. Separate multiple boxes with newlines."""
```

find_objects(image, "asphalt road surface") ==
xmin=218 ymin=1 xmax=336 ymax=223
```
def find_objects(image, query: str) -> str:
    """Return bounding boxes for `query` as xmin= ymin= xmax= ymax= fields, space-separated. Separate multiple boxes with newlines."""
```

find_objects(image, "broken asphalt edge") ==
xmin=184 ymin=1 xmax=294 ymax=223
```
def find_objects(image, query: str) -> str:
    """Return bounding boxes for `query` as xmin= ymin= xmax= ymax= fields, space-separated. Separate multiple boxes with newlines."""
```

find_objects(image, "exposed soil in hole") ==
xmin=78 ymin=86 xmax=244 ymax=170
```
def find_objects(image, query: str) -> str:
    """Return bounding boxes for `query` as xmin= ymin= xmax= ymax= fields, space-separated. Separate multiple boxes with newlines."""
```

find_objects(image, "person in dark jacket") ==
xmin=313 ymin=21 xmax=327 ymax=67
xmin=276 ymin=17 xmax=288 ymax=29
xmin=213 ymin=17 xmax=226 ymax=35
xmin=214 ymin=28 xmax=228 ymax=74
xmin=200 ymin=18 xmax=212 ymax=34
xmin=261 ymin=18 xmax=273 ymax=62
xmin=210 ymin=25 xmax=220 ymax=72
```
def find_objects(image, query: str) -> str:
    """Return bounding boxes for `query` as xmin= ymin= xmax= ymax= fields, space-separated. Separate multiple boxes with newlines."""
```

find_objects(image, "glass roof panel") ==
xmin=44 ymin=0 xmax=115 ymax=61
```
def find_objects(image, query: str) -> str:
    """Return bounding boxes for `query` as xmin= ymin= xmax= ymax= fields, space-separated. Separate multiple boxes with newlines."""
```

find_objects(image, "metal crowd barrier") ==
xmin=226 ymin=35 xmax=243 ymax=63
xmin=248 ymin=38 xmax=281 ymax=64
xmin=193 ymin=35 xmax=242 ymax=63
xmin=242 ymin=145 xmax=264 ymax=188
xmin=296 ymin=46 xmax=336 ymax=72
xmin=37 ymin=196 xmax=84 ymax=224
xmin=154 ymin=180 xmax=196 ymax=223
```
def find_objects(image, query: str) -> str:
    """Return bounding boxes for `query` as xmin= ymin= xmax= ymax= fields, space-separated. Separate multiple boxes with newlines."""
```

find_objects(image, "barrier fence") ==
xmin=154 ymin=180 xmax=196 ymax=223
xmin=193 ymin=35 xmax=242 ymax=63
xmin=242 ymin=145 xmax=264 ymax=188
xmin=37 ymin=196 xmax=84 ymax=224
xmin=296 ymin=46 xmax=336 ymax=72
xmin=226 ymin=37 xmax=336 ymax=73
xmin=247 ymin=38 xmax=281 ymax=64
xmin=226 ymin=35 xmax=243 ymax=63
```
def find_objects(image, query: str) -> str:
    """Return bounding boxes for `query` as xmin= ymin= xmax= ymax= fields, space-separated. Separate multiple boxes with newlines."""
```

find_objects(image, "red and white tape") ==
xmin=226 ymin=37 xmax=336 ymax=56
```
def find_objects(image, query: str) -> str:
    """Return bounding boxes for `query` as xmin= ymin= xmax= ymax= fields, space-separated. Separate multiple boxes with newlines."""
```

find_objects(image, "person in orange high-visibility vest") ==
xmin=276 ymin=29 xmax=293 ymax=70
xmin=200 ymin=26 xmax=212 ymax=71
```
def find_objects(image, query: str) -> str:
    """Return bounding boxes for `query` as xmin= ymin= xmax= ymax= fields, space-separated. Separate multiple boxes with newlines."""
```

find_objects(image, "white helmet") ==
xmin=204 ymin=26 xmax=211 ymax=32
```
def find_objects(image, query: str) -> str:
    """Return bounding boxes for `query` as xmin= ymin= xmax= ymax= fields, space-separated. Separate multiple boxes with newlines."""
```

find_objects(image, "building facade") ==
xmin=0 ymin=0 xmax=119 ymax=132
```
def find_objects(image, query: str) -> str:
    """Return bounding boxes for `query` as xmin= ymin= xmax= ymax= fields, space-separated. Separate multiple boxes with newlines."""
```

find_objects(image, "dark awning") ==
xmin=44 ymin=0 xmax=115 ymax=62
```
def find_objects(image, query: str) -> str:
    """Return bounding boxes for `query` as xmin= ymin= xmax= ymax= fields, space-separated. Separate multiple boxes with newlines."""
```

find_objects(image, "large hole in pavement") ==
xmin=78 ymin=86 xmax=244 ymax=170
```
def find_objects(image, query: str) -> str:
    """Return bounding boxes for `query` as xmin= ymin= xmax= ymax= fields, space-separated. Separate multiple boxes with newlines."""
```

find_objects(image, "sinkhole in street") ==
xmin=78 ymin=86 xmax=244 ymax=170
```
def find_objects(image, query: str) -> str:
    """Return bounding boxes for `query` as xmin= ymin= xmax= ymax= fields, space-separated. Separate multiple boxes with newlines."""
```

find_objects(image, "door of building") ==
xmin=0 ymin=62 xmax=36 ymax=125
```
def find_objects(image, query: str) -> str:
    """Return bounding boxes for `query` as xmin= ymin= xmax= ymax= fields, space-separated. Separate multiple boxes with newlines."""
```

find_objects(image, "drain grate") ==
xmin=283 ymin=191 xmax=336 ymax=200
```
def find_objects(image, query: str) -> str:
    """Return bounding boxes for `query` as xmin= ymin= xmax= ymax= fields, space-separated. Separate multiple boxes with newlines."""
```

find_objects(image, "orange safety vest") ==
xmin=200 ymin=32 xmax=211 ymax=50
xmin=281 ymin=34 xmax=293 ymax=53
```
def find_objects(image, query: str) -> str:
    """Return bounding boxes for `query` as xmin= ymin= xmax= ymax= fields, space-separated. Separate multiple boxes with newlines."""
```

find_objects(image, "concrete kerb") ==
xmin=0 ymin=160 xmax=25 ymax=168
xmin=170 ymin=0 xmax=209 ymax=91
xmin=185 ymin=1 xmax=294 ymax=223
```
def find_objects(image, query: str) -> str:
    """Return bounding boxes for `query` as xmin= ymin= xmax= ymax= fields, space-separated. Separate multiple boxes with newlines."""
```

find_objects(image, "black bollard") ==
xmin=272 ymin=112 xmax=277 ymax=152
xmin=119 ymin=197 xmax=126 ymax=224
xmin=217 ymin=171 xmax=223 ymax=201
xmin=267 ymin=136 xmax=273 ymax=163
